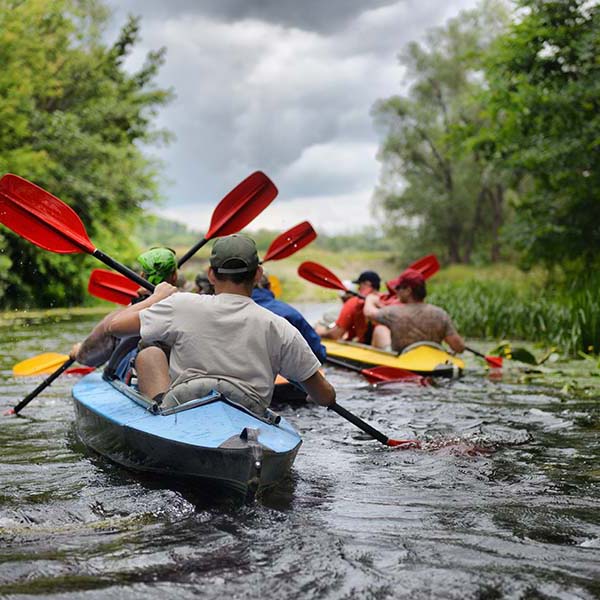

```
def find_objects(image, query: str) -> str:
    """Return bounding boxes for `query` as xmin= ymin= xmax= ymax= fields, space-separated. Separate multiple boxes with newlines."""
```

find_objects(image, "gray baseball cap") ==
xmin=210 ymin=234 xmax=259 ymax=274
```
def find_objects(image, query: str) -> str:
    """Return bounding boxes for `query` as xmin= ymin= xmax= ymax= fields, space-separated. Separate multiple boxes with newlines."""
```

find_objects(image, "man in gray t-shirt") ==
xmin=364 ymin=268 xmax=465 ymax=354
xmin=107 ymin=234 xmax=336 ymax=412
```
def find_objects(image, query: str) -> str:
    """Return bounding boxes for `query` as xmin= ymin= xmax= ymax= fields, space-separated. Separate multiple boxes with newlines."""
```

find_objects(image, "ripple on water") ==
xmin=0 ymin=317 xmax=599 ymax=598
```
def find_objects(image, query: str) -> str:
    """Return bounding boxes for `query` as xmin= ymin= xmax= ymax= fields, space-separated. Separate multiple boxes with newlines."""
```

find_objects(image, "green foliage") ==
xmin=372 ymin=0 xmax=512 ymax=265
xmin=480 ymin=0 xmax=600 ymax=268
xmin=0 ymin=0 xmax=173 ymax=308
xmin=429 ymin=271 xmax=600 ymax=356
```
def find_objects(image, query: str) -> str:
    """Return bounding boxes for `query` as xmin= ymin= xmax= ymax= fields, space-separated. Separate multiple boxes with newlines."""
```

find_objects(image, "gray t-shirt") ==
xmin=139 ymin=292 xmax=321 ymax=407
xmin=373 ymin=302 xmax=457 ymax=352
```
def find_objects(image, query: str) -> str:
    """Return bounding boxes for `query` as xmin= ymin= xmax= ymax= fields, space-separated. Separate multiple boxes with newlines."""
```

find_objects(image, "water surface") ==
xmin=0 ymin=310 xmax=598 ymax=599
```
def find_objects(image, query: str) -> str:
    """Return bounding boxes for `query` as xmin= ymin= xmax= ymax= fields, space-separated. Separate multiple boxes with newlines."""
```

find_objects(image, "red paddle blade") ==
xmin=263 ymin=221 xmax=317 ymax=262
xmin=386 ymin=254 xmax=440 ymax=294
xmin=205 ymin=171 xmax=278 ymax=240
xmin=65 ymin=366 xmax=95 ymax=375
xmin=0 ymin=175 xmax=95 ymax=254
xmin=409 ymin=254 xmax=440 ymax=279
xmin=387 ymin=439 xmax=421 ymax=449
xmin=361 ymin=366 xmax=426 ymax=385
xmin=298 ymin=261 xmax=347 ymax=292
xmin=88 ymin=269 xmax=139 ymax=305
xmin=485 ymin=355 xmax=503 ymax=368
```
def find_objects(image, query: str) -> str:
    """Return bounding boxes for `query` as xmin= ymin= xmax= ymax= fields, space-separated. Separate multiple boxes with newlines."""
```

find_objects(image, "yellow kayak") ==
xmin=323 ymin=339 xmax=464 ymax=378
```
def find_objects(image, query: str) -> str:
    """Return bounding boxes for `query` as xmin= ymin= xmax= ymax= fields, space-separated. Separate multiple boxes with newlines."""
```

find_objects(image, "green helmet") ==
xmin=137 ymin=247 xmax=177 ymax=286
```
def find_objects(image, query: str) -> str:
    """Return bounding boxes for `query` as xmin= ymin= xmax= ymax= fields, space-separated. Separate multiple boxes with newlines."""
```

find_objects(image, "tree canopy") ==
xmin=0 ymin=0 xmax=173 ymax=308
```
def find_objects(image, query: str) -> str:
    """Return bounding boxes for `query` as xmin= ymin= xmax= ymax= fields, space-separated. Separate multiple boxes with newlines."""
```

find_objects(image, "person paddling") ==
xmin=252 ymin=273 xmax=326 ymax=363
xmin=363 ymin=268 xmax=465 ymax=354
xmin=315 ymin=270 xmax=390 ymax=349
xmin=105 ymin=234 xmax=336 ymax=412
xmin=69 ymin=247 xmax=178 ymax=380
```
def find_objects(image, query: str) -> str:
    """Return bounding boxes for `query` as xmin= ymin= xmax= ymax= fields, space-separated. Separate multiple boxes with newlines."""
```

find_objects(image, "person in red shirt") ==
xmin=316 ymin=270 xmax=391 ymax=348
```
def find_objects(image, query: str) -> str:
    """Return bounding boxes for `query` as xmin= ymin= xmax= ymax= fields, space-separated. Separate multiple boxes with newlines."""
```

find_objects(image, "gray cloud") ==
xmin=106 ymin=0 xmax=480 ymax=231
xmin=110 ymin=0 xmax=399 ymax=33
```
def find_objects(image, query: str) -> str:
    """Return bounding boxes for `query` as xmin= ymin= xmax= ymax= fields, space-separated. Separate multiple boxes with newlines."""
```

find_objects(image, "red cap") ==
xmin=393 ymin=268 xmax=425 ymax=290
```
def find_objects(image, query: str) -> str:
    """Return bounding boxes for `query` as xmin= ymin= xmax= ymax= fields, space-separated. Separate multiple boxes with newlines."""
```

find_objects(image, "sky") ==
xmin=105 ymin=0 xmax=480 ymax=234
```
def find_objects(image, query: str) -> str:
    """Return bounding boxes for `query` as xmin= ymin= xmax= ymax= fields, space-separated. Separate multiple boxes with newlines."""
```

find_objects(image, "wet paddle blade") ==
xmin=485 ymin=355 xmax=503 ymax=368
xmin=205 ymin=171 xmax=278 ymax=240
xmin=263 ymin=221 xmax=317 ymax=262
xmin=0 ymin=175 xmax=95 ymax=254
xmin=64 ymin=366 xmax=95 ymax=376
xmin=88 ymin=269 xmax=139 ymax=305
xmin=387 ymin=439 xmax=422 ymax=449
xmin=298 ymin=261 xmax=347 ymax=293
xmin=13 ymin=353 xmax=70 ymax=376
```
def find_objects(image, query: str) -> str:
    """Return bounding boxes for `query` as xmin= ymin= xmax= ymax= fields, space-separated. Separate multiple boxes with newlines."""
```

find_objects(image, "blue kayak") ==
xmin=72 ymin=372 xmax=302 ymax=497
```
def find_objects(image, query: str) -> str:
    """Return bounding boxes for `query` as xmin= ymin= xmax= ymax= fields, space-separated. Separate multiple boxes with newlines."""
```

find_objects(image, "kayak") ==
xmin=72 ymin=372 xmax=302 ymax=498
xmin=323 ymin=339 xmax=465 ymax=378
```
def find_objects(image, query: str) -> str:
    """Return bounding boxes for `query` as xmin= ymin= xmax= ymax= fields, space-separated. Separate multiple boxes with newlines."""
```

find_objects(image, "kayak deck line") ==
xmin=71 ymin=371 xmax=302 ymax=498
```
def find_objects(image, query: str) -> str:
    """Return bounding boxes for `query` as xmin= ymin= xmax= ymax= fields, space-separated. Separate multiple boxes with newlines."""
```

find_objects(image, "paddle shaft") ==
xmin=328 ymin=403 xmax=390 ymax=445
xmin=11 ymin=357 xmax=75 ymax=415
xmin=93 ymin=249 xmax=154 ymax=292
xmin=177 ymin=238 xmax=208 ymax=269
xmin=465 ymin=345 xmax=486 ymax=359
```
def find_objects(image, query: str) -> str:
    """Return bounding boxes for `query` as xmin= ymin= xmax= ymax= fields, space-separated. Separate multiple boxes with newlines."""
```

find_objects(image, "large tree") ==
xmin=372 ymin=0 xmax=511 ymax=264
xmin=0 ymin=0 xmax=173 ymax=307
xmin=480 ymin=0 xmax=600 ymax=270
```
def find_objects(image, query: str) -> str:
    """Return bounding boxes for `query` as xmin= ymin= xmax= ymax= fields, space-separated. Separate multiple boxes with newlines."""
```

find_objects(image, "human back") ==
xmin=375 ymin=302 xmax=455 ymax=352
xmin=140 ymin=290 xmax=319 ymax=409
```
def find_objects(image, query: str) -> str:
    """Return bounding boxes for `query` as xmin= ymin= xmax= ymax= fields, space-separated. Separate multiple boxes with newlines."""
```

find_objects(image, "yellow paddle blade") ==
xmin=13 ymin=353 xmax=70 ymax=376
xmin=268 ymin=274 xmax=282 ymax=298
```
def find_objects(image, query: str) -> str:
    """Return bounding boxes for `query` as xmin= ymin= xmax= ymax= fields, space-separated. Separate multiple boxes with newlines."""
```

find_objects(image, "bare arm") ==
xmin=69 ymin=310 xmax=120 ymax=367
xmin=301 ymin=370 xmax=336 ymax=407
xmin=315 ymin=323 xmax=345 ymax=340
xmin=445 ymin=332 xmax=465 ymax=353
xmin=363 ymin=293 xmax=383 ymax=320
xmin=107 ymin=282 xmax=177 ymax=338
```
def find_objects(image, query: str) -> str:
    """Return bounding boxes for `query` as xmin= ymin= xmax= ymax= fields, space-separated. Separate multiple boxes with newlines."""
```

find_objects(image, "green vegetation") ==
xmin=373 ymin=0 xmax=599 ymax=273
xmin=0 ymin=0 xmax=172 ymax=308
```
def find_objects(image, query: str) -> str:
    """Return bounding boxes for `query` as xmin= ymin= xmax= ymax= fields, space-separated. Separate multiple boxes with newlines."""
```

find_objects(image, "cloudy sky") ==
xmin=106 ymin=0 xmax=480 ymax=234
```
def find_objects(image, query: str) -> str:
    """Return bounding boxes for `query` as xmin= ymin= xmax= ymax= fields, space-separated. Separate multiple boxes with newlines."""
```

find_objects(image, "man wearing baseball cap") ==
xmin=106 ymin=234 xmax=336 ymax=412
xmin=316 ymin=269 xmax=390 ymax=348
xmin=363 ymin=268 xmax=464 ymax=353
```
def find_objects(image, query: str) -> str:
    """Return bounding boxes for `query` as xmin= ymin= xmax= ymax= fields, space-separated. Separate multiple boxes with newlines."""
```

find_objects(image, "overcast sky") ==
xmin=106 ymin=0 xmax=480 ymax=234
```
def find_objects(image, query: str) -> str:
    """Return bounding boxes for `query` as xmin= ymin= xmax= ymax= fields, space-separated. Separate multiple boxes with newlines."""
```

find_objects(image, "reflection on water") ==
xmin=0 ymin=313 xmax=598 ymax=598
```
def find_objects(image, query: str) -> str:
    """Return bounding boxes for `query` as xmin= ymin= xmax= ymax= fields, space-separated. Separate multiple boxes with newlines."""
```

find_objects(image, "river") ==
xmin=0 ymin=308 xmax=598 ymax=599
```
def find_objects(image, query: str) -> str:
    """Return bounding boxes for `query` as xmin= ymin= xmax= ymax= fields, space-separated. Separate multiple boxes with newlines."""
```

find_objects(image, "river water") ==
xmin=0 ymin=308 xmax=598 ymax=599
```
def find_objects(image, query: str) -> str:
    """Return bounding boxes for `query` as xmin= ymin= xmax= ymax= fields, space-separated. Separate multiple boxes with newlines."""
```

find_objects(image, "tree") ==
xmin=0 ymin=0 xmax=173 ymax=307
xmin=372 ymin=0 xmax=511 ymax=265
xmin=480 ymin=0 xmax=600 ymax=270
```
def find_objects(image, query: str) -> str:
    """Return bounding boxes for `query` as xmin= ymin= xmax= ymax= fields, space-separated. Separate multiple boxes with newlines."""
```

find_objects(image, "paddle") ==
xmin=262 ymin=221 xmax=316 ymax=262
xmin=465 ymin=346 xmax=503 ymax=368
xmin=88 ymin=222 xmax=318 ymax=306
xmin=0 ymin=174 xmax=155 ymax=292
xmin=177 ymin=171 xmax=278 ymax=267
xmin=13 ymin=353 xmax=95 ymax=377
xmin=5 ymin=357 xmax=75 ymax=415
xmin=325 ymin=355 xmax=427 ymax=385
xmin=386 ymin=254 xmax=440 ymax=294
xmin=329 ymin=403 xmax=420 ymax=449
xmin=298 ymin=262 xmax=364 ymax=298
xmin=88 ymin=268 xmax=140 ymax=305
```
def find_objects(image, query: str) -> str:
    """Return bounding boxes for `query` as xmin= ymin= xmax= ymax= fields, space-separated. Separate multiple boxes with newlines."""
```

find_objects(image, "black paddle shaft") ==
xmin=93 ymin=249 xmax=154 ymax=293
xmin=328 ymin=402 xmax=389 ymax=445
xmin=177 ymin=238 xmax=208 ymax=268
xmin=12 ymin=357 xmax=75 ymax=415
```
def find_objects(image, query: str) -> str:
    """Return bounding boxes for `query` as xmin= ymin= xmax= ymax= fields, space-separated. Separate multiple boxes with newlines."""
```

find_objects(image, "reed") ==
xmin=428 ymin=278 xmax=600 ymax=356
